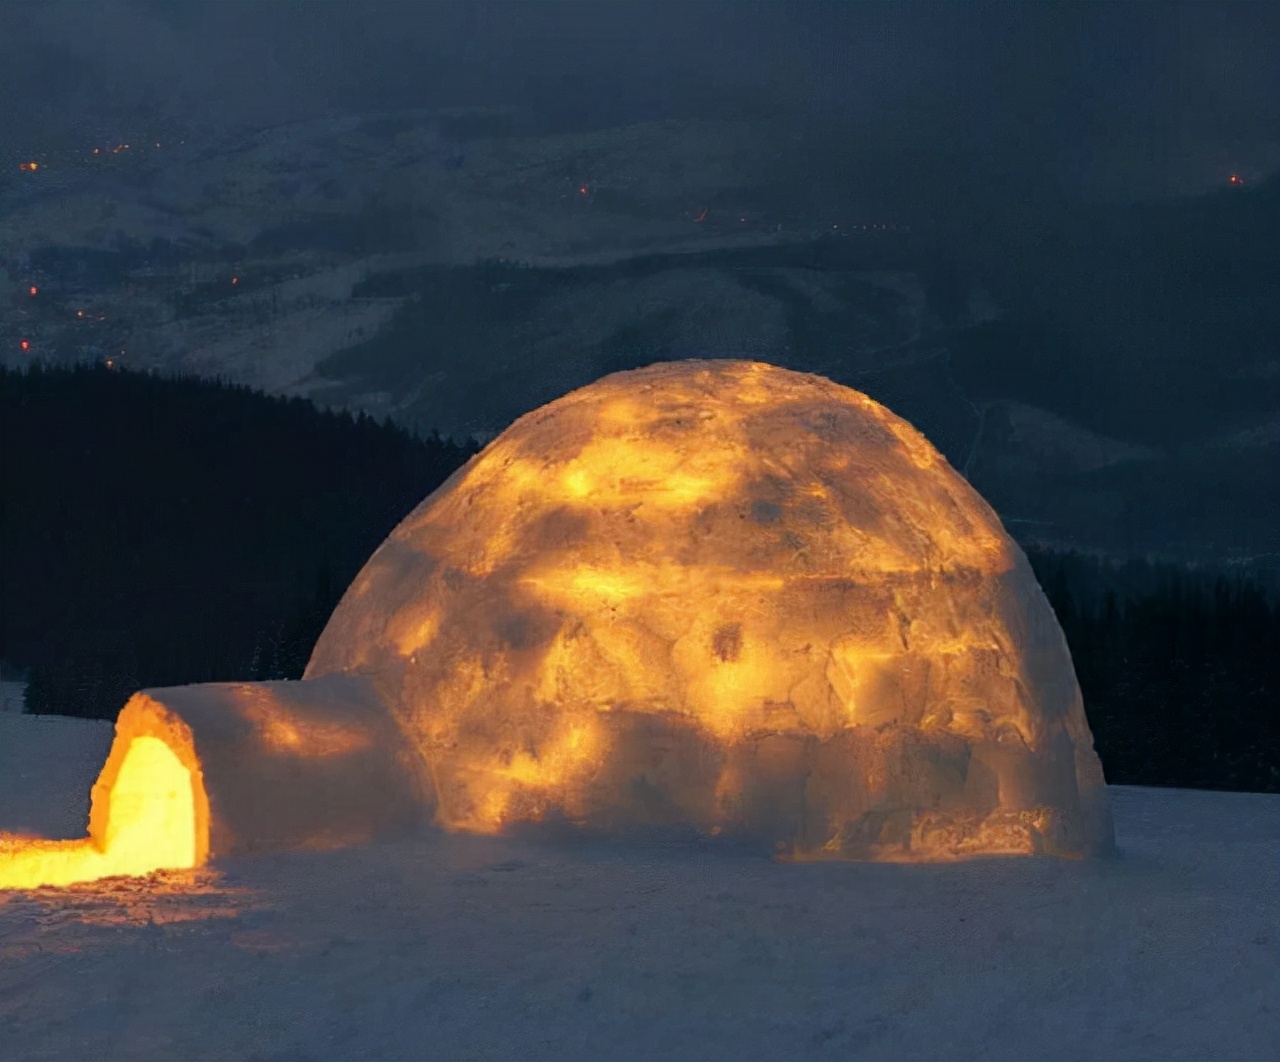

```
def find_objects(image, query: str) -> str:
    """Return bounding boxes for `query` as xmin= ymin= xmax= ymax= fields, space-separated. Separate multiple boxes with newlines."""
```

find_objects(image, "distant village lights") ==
xmin=17 ymin=133 xmax=185 ymax=174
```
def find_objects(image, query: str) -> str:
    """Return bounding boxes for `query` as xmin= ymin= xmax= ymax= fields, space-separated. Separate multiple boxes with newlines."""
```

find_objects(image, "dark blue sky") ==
xmin=3 ymin=0 xmax=1277 ymax=200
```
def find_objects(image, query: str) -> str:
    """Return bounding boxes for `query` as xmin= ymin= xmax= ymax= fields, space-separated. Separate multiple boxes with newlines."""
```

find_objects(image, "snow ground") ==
xmin=1 ymin=713 xmax=1276 ymax=1062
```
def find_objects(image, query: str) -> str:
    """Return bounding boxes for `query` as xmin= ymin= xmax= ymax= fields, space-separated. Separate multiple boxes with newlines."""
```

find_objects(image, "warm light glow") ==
xmin=0 ymin=736 xmax=198 ymax=890
xmin=307 ymin=360 xmax=1112 ymax=860
xmin=240 ymin=696 xmax=372 ymax=758
xmin=469 ymin=716 xmax=608 ymax=831
xmin=19 ymin=339 xmax=30 ymax=352
xmin=394 ymin=611 xmax=441 ymax=657
xmin=28 ymin=286 xmax=37 ymax=296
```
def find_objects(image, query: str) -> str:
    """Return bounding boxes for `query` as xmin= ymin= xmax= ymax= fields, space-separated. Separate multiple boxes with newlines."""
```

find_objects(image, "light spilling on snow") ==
xmin=0 ymin=732 xmax=199 ymax=890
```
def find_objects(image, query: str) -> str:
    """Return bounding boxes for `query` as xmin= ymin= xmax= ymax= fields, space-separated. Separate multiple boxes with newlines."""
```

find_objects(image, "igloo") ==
xmin=0 ymin=360 xmax=1113 ymax=889
xmin=310 ymin=359 xmax=1113 ymax=860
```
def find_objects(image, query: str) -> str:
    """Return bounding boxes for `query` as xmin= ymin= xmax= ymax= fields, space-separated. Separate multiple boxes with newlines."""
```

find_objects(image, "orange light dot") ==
xmin=77 ymin=309 xmax=85 ymax=318
xmin=579 ymin=184 xmax=588 ymax=195
xmin=28 ymin=286 xmax=38 ymax=296
xmin=20 ymin=339 xmax=30 ymax=352
xmin=231 ymin=276 xmax=239 ymax=285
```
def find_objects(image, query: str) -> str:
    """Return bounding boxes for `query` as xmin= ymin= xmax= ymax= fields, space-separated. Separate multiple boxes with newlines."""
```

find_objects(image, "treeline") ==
xmin=1028 ymin=549 xmax=1279 ymax=794
xmin=0 ymin=362 xmax=474 ymax=716
xmin=1 ymin=363 xmax=1275 ymax=794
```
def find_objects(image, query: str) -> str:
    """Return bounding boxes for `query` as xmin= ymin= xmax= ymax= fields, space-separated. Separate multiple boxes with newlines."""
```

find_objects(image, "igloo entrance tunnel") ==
xmin=0 ymin=361 xmax=1114 ymax=889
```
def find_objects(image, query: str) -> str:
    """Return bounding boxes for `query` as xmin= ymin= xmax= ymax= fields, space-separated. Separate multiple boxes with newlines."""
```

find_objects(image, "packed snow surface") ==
xmin=1 ymin=714 xmax=1276 ymax=1061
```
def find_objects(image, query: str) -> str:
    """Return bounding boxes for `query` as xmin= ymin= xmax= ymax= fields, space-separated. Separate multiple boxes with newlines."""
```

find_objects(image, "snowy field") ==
xmin=1 ymin=713 xmax=1276 ymax=1062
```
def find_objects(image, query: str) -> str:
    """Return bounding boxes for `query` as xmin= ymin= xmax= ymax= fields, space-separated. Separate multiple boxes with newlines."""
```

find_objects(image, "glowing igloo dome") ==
xmin=307 ymin=360 xmax=1113 ymax=860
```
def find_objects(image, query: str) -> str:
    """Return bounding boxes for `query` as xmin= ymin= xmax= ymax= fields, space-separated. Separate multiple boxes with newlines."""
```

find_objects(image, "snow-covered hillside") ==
xmin=4 ymin=110 xmax=1276 ymax=565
